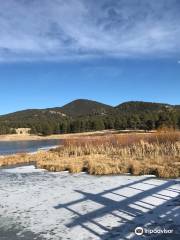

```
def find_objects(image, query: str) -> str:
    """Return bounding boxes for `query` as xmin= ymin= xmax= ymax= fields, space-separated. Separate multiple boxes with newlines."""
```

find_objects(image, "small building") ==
xmin=15 ymin=128 xmax=31 ymax=135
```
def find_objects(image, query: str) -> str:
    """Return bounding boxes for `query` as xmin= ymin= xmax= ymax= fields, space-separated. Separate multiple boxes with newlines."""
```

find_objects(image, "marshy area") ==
xmin=1 ymin=130 xmax=180 ymax=179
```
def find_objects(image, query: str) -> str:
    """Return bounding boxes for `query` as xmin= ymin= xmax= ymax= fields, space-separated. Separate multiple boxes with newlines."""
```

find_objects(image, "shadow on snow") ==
xmin=54 ymin=176 xmax=180 ymax=240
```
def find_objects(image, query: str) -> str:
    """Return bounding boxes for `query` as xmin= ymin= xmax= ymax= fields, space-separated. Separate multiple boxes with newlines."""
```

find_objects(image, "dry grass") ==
xmin=0 ymin=131 xmax=180 ymax=178
xmin=0 ymin=153 xmax=32 ymax=167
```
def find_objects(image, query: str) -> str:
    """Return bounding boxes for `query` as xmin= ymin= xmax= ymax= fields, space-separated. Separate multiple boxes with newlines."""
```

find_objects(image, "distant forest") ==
xmin=0 ymin=100 xmax=180 ymax=135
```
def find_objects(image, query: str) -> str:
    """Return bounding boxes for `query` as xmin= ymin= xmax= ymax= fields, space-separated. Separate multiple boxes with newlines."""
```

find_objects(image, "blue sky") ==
xmin=0 ymin=0 xmax=180 ymax=114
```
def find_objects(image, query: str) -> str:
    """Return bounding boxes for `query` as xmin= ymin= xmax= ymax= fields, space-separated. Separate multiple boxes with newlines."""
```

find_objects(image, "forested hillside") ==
xmin=0 ymin=99 xmax=180 ymax=135
xmin=57 ymin=99 xmax=113 ymax=117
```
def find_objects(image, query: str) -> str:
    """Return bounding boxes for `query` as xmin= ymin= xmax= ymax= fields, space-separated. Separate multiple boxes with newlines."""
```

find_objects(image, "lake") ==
xmin=0 ymin=139 xmax=62 ymax=155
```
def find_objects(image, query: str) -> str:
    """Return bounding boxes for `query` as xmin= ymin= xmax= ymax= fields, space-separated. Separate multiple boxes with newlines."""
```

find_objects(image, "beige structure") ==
xmin=15 ymin=128 xmax=31 ymax=135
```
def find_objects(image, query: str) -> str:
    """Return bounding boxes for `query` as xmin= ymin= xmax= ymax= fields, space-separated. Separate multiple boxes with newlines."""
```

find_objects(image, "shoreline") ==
xmin=0 ymin=133 xmax=74 ymax=142
xmin=0 ymin=130 xmax=155 ymax=142
xmin=0 ymin=131 xmax=112 ymax=142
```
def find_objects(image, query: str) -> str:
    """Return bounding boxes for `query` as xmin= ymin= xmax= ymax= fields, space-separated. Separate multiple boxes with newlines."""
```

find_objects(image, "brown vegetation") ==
xmin=0 ymin=153 xmax=32 ymax=167
xmin=0 ymin=131 xmax=180 ymax=178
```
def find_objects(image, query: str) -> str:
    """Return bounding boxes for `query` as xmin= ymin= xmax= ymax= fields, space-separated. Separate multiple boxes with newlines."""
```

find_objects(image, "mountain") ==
xmin=0 ymin=99 xmax=180 ymax=135
xmin=1 ymin=100 xmax=175 ymax=120
xmin=58 ymin=99 xmax=113 ymax=117
xmin=175 ymin=105 xmax=180 ymax=111
xmin=0 ymin=108 xmax=66 ymax=122
xmin=115 ymin=101 xmax=172 ymax=113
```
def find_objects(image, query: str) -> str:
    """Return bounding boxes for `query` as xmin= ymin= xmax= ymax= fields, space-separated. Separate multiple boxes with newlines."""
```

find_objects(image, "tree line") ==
xmin=0 ymin=109 xmax=180 ymax=135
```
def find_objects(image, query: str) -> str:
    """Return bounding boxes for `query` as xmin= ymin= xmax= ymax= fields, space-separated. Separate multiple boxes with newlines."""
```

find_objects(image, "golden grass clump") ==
xmin=0 ymin=153 xmax=31 ymax=167
xmin=87 ymin=155 xmax=130 ymax=175
xmin=155 ymin=165 xmax=179 ymax=179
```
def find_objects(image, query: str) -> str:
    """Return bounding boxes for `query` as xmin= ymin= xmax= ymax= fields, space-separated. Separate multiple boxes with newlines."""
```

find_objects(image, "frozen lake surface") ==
xmin=0 ymin=165 xmax=179 ymax=240
xmin=0 ymin=139 xmax=62 ymax=155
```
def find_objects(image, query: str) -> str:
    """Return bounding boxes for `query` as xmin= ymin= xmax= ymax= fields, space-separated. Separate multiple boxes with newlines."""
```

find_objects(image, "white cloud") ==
xmin=0 ymin=0 xmax=180 ymax=61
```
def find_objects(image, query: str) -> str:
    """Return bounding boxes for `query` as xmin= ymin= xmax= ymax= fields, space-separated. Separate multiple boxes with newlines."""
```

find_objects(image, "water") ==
xmin=0 ymin=139 xmax=62 ymax=155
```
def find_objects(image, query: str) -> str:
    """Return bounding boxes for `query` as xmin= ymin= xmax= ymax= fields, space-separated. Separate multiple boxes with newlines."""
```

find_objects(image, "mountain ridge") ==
xmin=1 ymin=99 xmax=178 ymax=117
xmin=0 ymin=99 xmax=179 ymax=135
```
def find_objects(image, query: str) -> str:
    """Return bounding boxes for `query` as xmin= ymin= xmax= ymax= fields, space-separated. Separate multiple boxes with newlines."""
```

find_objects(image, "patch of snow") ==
xmin=2 ymin=165 xmax=46 ymax=173
xmin=0 ymin=170 xmax=179 ymax=240
xmin=38 ymin=145 xmax=59 ymax=151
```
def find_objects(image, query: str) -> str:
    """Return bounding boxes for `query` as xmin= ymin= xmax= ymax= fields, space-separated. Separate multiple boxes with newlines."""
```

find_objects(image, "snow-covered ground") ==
xmin=0 ymin=165 xmax=179 ymax=240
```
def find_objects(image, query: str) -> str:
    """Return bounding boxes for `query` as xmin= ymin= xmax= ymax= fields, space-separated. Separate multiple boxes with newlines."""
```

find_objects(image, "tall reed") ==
xmin=1 ymin=131 xmax=180 ymax=178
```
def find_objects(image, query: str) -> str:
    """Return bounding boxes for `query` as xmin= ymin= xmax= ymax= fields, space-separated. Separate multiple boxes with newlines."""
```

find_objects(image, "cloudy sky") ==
xmin=0 ymin=0 xmax=180 ymax=61
xmin=0 ymin=0 xmax=180 ymax=114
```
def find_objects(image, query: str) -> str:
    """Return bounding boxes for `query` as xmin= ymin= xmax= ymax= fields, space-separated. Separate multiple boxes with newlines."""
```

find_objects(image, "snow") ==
xmin=38 ymin=145 xmax=60 ymax=151
xmin=2 ymin=165 xmax=46 ymax=173
xmin=0 ymin=166 xmax=179 ymax=240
